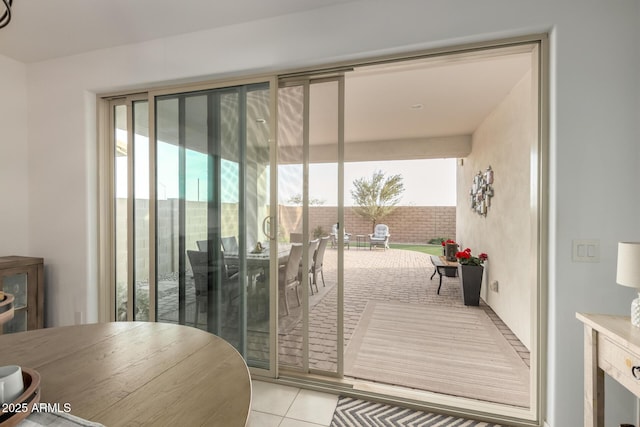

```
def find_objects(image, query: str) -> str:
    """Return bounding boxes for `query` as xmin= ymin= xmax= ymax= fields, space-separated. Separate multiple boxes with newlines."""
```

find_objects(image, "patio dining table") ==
xmin=225 ymin=243 xmax=291 ymax=273
xmin=225 ymin=244 xmax=292 ymax=320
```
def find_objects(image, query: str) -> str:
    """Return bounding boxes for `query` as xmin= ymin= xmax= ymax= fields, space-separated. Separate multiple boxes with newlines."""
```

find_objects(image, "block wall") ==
xmin=279 ymin=205 xmax=456 ymax=244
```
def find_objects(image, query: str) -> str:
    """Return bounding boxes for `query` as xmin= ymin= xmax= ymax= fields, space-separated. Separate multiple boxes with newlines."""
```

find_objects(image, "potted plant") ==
xmin=442 ymin=239 xmax=458 ymax=262
xmin=456 ymin=248 xmax=488 ymax=306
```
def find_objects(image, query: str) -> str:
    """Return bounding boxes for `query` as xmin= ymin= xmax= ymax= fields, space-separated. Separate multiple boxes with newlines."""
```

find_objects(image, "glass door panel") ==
xmin=154 ymin=82 xmax=272 ymax=369
xmin=277 ymin=77 xmax=344 ymax=376
xmin=155 ymin=96 xmax=181 ymax=325
xmin=309 ymin=80 xmax=340 ymax=375
xmin=114 ymin=103 xmax=128 ymax=321
xmin=277 ymin=84 xmax=305 ymax=370
xmin=113 ymin=99 xmax=150 ymax=322
xmin=244 ymin=87 xmax=272 ymax=367
xmin=133 ymin=101 xmax=150 ymax=321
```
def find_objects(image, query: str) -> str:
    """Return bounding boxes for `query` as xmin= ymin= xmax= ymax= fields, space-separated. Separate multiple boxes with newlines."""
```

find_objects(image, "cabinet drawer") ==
xmin=598 ymin=336 xmax=640 ymax=398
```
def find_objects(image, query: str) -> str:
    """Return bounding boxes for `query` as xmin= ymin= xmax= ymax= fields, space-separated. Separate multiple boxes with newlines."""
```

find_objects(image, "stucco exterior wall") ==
xmin=456 ymin=71 xmax=533 ymax=349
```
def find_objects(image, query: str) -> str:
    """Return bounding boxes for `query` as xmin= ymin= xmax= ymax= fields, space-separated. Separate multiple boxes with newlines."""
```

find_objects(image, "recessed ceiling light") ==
xmin=410 ymin=104 xmax=424 ymax=110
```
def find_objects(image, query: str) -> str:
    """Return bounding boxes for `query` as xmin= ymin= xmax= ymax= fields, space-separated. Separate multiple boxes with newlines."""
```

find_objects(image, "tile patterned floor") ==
xmin=250 ymin=380 xmax=339 ymax=427
xmin=249 ymin=381 xmax=510 ymax=427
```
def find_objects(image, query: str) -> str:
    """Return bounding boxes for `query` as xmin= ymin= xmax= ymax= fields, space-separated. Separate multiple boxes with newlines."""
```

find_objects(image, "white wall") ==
xmin=457 ymin=70 xmax=533 ymax=350
xmin=0 ymin=54 xmax=28 ymax=256
xmin=17 ymin=1 xmax=640 ymax=426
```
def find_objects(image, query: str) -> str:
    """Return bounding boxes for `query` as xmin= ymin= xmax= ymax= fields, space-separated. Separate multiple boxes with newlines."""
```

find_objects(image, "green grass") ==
xmin=388 ymin=243 xmax=443 ymax=256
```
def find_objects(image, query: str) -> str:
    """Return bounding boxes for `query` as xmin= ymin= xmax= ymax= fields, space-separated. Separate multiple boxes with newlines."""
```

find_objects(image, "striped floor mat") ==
xmin=330 ymin=397 xmax=507 ymax=427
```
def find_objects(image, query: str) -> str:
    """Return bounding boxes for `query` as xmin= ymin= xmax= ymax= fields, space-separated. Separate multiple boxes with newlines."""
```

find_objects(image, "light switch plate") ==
xmin=572 ymin=239 xmax=600 ymax=263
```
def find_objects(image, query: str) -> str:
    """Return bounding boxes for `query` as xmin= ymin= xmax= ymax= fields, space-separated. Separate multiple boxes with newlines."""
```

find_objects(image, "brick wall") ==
xmin=117 ymin=201 xmax=457 ymax=283
xmin=279 ymin=205 xmax=456 ymax=244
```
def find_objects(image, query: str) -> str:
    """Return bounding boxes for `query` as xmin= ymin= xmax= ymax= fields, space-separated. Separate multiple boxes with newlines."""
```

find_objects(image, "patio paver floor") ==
xmin=152 ymin=246 xmax=530 ymax=403
xmin=278 ymin=247 xmax=530 ymax=379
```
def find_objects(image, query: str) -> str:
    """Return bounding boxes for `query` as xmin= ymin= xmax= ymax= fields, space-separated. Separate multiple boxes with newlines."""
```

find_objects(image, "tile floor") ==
xmin=250 ymin=380 xmax=339 ymax=427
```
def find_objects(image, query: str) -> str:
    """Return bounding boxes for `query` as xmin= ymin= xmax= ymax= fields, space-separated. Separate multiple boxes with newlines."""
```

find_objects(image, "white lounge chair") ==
xmin=369 ymin=224 xmax=390 ymax=250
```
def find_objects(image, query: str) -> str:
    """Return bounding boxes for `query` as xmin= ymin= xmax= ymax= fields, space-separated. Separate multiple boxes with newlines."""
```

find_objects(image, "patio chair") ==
xmin=187 ymin=250 xmax=240 ymax=327
xmin=299 ymin=239 xmax=319 ymax=295
xmin=331 ymin=223 xmax=351 ymax=249
xmin=289 ymin=232 xmax=304 ymax=243
xmin=196 ymin=238 xmax=239 ymax=277
xmin=279 ymin=243 xmax=304 ymax=316
xmin=221 ymin=236 xmax=239 ymax=253
xmin=312 ymin=236 xmax=330 ymax=291
xmin=369 ymin=224 xmax=390 ymax=250
xmin=220 ymin=236 xmax=241 ymax=276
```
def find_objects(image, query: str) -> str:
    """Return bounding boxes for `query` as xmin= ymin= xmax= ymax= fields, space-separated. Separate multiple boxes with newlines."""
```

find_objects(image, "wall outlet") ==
xmin=490 ymin=280 xmax=499 ymax=292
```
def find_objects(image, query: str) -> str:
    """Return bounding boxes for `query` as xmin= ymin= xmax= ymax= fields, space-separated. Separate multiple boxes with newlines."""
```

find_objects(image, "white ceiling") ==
xmin=2 ymin=1 xmax=532 ymax=156
xmin=342 ymin=51 xmax=532 ymax=143
xmin=0 ymin=0 xmax=358 ymax=63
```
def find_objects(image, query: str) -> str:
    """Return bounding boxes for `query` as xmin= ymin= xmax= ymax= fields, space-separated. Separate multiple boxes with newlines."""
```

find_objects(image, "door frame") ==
xmin=275 ymin=74 xmax=346 ymax=378
xmin=271 ymin=34 xmax=548 ymax=426
xmin=97 ymin=32 xmax=548 ymax=426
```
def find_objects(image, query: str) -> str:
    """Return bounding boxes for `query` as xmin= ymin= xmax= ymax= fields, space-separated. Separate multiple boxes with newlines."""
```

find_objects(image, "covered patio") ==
xmin=278 ymin=247 xmax=531 ymax=408
xmin=153 ymin=245 xmax=531 ymax=408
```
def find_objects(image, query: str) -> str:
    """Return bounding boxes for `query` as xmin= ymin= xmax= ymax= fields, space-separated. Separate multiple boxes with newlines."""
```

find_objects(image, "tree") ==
xmin=351 ymin=170 xmax=405 ymax=231
xmin=287 ymin=194 xmax=326 ymax=206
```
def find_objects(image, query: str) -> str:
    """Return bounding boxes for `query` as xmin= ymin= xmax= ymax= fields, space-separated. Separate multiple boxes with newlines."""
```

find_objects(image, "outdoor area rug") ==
xmin=331 ymin=396 xmax=505 ymax=427
xmin=344 ymin=302 xmax=529 ymax=408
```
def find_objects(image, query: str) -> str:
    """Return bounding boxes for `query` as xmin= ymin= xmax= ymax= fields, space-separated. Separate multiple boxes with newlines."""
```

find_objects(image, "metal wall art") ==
xmin=470 ymin=166 xmax=494 ymax=216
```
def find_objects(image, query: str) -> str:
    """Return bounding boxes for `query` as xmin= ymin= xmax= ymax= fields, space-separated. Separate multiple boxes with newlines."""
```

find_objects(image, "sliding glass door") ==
xmin=111 ymin=96 xmax=150 ymax=323
xmin=110 ymin=78 xmax=277 ymax=374
xmin=277 ymin=76 xmax=345 ymax=376
xmin=153 ymin=81 xmax=274 ymax=369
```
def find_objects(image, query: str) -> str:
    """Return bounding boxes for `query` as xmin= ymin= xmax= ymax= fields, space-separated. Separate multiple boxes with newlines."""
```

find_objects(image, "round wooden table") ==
xmin=0 ymin=322 xmax=252 ymax=426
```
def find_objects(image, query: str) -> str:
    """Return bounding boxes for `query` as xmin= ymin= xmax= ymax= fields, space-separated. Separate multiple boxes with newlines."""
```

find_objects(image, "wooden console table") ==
xmin=577 ymin=312 xmax=640 ymax=426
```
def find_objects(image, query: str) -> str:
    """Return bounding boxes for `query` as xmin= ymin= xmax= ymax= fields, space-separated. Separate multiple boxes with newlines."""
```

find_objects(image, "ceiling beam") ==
xmin=278 ymin=135 xmax=471 ymax=164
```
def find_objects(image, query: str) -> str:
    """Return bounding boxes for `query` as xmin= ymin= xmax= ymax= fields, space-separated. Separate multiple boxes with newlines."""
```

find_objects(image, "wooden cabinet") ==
xmin=0 ymin=256 xmax=44 ymax=333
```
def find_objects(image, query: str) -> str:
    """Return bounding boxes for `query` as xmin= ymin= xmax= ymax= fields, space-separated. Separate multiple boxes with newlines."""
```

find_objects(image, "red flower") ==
xmin=443 ymin=239 xmax=456 ymax=246
xmin=456 ymin=248 xmax=488 ymax=265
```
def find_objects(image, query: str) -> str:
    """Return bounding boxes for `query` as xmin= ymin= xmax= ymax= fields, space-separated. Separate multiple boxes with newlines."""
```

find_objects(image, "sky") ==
xmin=280 ymin=158 xmax=457 ymax=206
xmin=117 ymin=130 xmax=457 ymax=206
xmin=343 ymin=158 xmax=456 ymax=206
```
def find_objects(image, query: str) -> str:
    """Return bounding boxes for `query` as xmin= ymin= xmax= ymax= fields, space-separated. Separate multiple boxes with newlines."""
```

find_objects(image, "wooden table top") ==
xmin=0 ymin=322 xmax=252 ymax=426
xmin=437 ymin=255 xmax=459 ymax=267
